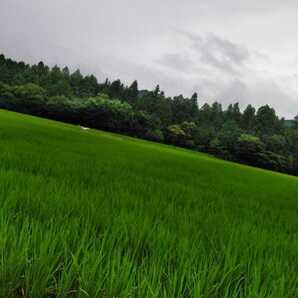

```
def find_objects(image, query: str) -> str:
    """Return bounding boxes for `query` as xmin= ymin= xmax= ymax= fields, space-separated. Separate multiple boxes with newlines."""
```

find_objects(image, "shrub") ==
xmin=12 ymin=83 xmax=46 ymax=101
xmin=235 ymin=134 xmax=265 ymax=166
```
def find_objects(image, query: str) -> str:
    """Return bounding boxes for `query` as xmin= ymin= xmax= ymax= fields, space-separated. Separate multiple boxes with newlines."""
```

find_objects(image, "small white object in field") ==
xmin=80 ymin=126 xmax=90 ymax=131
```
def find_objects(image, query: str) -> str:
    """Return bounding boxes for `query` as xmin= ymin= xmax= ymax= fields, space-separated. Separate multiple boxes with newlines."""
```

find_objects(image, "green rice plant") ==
xmin=0 ymin=109 xmax=298 ymax=297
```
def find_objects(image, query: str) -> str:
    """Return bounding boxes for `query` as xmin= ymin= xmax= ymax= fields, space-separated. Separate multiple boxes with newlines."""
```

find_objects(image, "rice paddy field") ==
xmin=0 ymin=109 xmax=298 ymax=297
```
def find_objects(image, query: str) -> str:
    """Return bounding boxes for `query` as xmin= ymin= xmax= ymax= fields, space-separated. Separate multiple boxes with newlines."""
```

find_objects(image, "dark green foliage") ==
xmin=294 ymin=115 xmax=298 ymax=128
xmin=124 ymin=80 xmax=138 ymax=104
xmin=235 ymin=134 xmax=291 ymax=172
xmin=225 ymin=102 xmax=241 ymax=124
xmin=165 ymin=122 xmax=198 ymax=149
xmin=13 ymin=83 xmax=46 ymax=101
xmin=172 ymin=94 xmax=199 ymax=123
xmin=255 ymin=105 xmax=281 ymax=136
xmin=136 ymin=90 xmax=173 ymax=126
xmin=198 ymin=102 xmax=224 ymax=128
xmin=107 ymin=79 xmax=124 ymax=99
xmin=166 ymin=124 xmax=188 ymax=146
xmin=217 ymin=120 xmax=242 ymax=152
xmin=241 ymin=104 xmax=256 ymax=132
xmin=69 ymin=69 xmax=84 ymax=97
xmin=0 ymin=82 xmax=14 ymax=99
xmin=133 ymin=111 xmax=164 ymax=142
xmin=0 ymin=53 xmax=298 ymax=175
xmin=235 ymin=134 xmax=266 ymax=166
xmin=265 ymin=134 xmax=287 ymax=155
xmin=192 ymin=125 xmax=216 ymax=150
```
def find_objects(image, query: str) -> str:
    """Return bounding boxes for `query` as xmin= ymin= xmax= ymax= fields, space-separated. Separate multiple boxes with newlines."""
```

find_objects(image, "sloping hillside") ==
xmin=0 ymin=109 xmax=297 ymax=297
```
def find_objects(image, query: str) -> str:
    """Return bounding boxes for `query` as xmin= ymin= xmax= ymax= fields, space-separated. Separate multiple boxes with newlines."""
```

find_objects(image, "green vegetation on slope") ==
xmin=1 ymin=53 xmax=298 ymax=176
xmin=0 ymin=109 xmax=298 ymax=297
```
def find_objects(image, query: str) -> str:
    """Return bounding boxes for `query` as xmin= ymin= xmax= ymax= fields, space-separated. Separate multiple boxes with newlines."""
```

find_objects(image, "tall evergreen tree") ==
xmin=241 ymin=104 xmax=256 ymax=132
xmin=255 ymin=105 xmax=280 ymax=136
xmin=294 ymin=115 xmax=298 ymax=129
xmin=126 ymin=80 xmax=138 ymax=104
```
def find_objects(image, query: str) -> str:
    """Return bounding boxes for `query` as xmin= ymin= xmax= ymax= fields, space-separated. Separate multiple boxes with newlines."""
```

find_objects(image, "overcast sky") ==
xmin=1 ymin=0 xmax=298 ymax=117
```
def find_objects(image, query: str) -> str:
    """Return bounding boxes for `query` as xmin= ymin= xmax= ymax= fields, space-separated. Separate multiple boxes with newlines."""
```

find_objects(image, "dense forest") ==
xmin=1 ymin=53 xmax=298 ymax=175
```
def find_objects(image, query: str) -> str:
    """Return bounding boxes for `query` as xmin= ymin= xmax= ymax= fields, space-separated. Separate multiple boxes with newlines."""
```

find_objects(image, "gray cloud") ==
xmin=157 ymin=54 xmax=195 ymax=73
xmin=218 ymin=79 xmax=298 ymax=115
xmin=1 ymin=0 xmax=298 ymax=117
xmin=180 ymin=32 xmax=250 ymax=74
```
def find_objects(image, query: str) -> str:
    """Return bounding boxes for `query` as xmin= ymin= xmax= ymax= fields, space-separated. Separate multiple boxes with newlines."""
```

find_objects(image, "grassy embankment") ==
xmin=0 ymin=109 xmax=298 ymax=297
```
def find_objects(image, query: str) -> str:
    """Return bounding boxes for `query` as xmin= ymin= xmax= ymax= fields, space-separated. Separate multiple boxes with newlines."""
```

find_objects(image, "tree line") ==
xmin=1 ymin=53 xmax=298 ymax=175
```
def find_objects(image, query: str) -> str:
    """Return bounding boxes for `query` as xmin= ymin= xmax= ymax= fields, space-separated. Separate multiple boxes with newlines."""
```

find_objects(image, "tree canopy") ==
xmin=0 ymin=53 xmax=298 ymax=175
